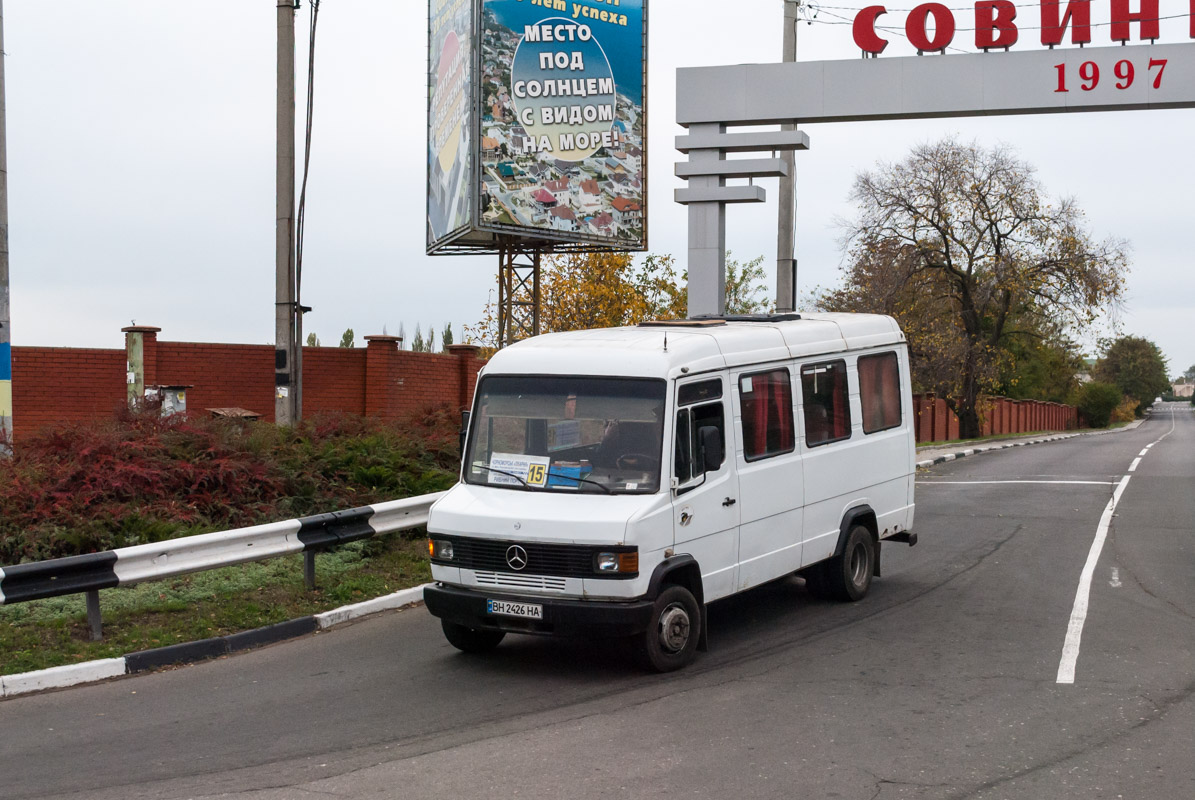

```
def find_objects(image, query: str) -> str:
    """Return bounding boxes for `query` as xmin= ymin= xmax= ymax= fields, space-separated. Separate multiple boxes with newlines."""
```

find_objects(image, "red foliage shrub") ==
xmin=0 ymin=406 xmax=461 ymax=564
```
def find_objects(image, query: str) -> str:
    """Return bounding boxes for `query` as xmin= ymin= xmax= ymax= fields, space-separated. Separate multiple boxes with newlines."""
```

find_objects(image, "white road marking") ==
xmin=1138 ymin=449 xmax=1149 ymax=456
xmin=1128 ymin=458 xmax=1141 ymax=472
xmin=1056 ymin=409 xmax=1177 ymax=684
xmin=1057 ymin=475 xmax=1131 ymax=684
xmin=1109 ymin=568 xmax=1121 ymax=588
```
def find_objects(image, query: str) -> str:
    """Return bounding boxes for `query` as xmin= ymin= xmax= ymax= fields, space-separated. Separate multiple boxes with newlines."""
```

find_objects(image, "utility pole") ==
xmin=0 ymin=0 xmax=12 ymax=455
xmin=275 ymin=0 xmax=299 ymax=425
xmin=775 ymin=0 xmax=800 ymax=313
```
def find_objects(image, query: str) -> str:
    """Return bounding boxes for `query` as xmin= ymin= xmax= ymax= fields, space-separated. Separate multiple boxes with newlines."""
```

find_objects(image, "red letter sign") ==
xmin=976 ymin=0 xmax=1019 ymax=49
xmin=852 ymin=6 xmax=890 ymax=54
xmin=906 ymin=3 xmax=956 ymax=52
xmin=1111 ymin=0 xmax=1160 ymax=42
xmin=1040 ymin=0 xmax=1092 ymax=46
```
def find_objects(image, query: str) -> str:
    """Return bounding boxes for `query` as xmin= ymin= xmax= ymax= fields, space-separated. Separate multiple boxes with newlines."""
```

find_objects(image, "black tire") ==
xmin=633 ymin=585 xmax=701 ymax=672
xmin=441 ymin=621 xmax=506 ymax=653
xmin=823 ymin=524 xmax=876 ymax=602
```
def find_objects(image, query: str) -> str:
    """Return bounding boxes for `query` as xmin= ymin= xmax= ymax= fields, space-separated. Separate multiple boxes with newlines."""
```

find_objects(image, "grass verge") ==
xmin=0 ymin=533 xmax=431 ymax=676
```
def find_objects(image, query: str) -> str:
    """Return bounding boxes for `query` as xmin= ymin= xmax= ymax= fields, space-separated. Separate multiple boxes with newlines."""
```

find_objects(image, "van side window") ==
xmin=678 ymin=379 xmax=723 ymax=406
xmin=739 ymin=369 xmax=795 ymax=461
xmin=675 ymin=400 xmax=725 ymax=483
xmin=801 ymin=360 xmax=850 ymax=447
xmin=859 ymin=352 xmax=902 ymax=434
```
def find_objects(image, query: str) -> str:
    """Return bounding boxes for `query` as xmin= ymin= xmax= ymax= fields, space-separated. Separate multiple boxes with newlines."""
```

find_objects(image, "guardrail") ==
xmin=0 ymin=492 xmax=445 ymax=640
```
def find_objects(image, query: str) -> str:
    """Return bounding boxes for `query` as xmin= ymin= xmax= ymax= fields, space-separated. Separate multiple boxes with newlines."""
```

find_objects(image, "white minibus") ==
xmin=425 ymin=313 xmax=918 ymax=671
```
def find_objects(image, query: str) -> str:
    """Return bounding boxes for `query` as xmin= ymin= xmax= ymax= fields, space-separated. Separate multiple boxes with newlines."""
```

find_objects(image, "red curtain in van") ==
xmin=859 ymin=353 xmax=901 ymax=433
xmin=742 ymin=370 xmax=794 ymax=459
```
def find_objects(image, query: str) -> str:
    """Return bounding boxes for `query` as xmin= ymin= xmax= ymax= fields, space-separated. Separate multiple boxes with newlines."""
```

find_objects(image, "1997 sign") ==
xmin=1054 ymin=57 xmax=1168 ymax=92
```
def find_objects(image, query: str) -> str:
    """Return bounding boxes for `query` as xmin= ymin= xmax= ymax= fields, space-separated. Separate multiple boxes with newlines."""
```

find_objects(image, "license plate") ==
xmin=487 ymin=599 xmax=543 ymax=620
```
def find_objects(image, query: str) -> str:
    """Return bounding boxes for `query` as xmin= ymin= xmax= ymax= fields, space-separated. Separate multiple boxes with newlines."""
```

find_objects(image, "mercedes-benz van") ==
xmin=424 ymin=313 xmax=917 ymax=671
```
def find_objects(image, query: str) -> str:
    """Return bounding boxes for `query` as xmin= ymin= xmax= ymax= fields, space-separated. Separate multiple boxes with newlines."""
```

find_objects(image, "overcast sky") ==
xmin=5 ymin=1 xmax=1193 ymax=376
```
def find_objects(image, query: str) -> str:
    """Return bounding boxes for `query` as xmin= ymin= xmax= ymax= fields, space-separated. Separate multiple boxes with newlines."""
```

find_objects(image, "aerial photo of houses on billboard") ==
xmin=477 ymin=0 xmax=646 ymax=249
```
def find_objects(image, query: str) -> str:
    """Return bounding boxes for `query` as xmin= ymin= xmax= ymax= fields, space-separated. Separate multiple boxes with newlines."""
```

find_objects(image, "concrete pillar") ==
xmin=364 ymin=335 xmax=402 ymax=420
xmin=122 ymin=326 xmax=161 ymax=408
xmin=686 ymin=122 xmax=727 ymax=317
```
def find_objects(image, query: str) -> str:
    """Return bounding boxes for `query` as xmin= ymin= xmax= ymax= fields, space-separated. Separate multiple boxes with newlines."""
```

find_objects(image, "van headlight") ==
xmin=428 ymin=539 xmax=454 ymax=561
xmin=594 ymin=550 xmax=638 ymax=574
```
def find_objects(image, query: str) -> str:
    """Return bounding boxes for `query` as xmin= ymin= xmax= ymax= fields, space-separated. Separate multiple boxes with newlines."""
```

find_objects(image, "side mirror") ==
xmin=698 ymin=425 xmax=723 ymax=474
xmin=458 ymin=410 xmax=471 ymax=460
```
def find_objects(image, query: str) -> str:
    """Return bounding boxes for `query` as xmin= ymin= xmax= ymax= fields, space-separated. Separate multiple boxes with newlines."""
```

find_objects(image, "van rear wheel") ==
xmin=826 ymin=525 xmax=875 ymax=601
xmin=633 ymin=585 xmax=701 ymax=672
xmin=442 ymin=621 xmax=506 ymax=653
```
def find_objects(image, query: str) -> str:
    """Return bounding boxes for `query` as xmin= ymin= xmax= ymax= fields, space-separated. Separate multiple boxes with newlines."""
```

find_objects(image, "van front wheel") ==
xmin=442 ymin=621 xmax=506 ymax=653
xmin=634 ymin=585 xmax=701 ymax=672
xmin=823 ymin=525 xmax=875 ymax=602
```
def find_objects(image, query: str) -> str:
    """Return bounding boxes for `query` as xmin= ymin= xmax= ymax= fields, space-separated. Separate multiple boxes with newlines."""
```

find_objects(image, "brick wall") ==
xmin=9 ymin=331 xmax=1077 ymax=444
xmin=11 ymin=347 xmax=127 ymax=432
xmin=8 ymin=327 xmax=485 ymax=437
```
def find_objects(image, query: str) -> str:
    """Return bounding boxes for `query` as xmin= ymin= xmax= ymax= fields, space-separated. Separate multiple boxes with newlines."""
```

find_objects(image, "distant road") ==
xmin=2 ymin=406 xmax=1193 ymax=800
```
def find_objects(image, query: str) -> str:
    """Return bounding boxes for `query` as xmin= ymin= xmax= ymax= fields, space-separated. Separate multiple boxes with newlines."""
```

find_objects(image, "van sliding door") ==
xmin=733 ymin=366 xmax=803 ymax=590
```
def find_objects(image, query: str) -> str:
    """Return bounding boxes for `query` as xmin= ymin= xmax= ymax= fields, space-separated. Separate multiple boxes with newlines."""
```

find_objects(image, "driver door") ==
xmin=671 ymin=376 xmax=740 ymax=603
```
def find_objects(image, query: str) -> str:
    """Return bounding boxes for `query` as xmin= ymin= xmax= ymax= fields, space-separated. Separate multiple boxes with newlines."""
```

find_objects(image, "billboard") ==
xmin=427 ymin=0 xmax=647 ymax=254
xmin=428 ymin=0 xmax=474 ymax=247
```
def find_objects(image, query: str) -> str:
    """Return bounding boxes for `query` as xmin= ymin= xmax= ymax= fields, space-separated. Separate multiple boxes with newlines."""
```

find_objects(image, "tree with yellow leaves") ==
xmin=466 ymin=251 xmax=771 ymax=351
xmin=820 ymin=138 xmax=1128 ymax=439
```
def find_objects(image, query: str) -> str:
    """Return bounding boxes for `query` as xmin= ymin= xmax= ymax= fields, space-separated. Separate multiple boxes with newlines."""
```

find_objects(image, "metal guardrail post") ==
xmin=86 ymin=589 xmax=103 ymax=641
xmin=304 ymin=550 xmax=317 ymax=591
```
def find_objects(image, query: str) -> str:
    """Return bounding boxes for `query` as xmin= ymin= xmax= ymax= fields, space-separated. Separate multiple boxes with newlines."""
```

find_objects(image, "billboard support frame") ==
xmin=496 ymin=239 xmax=541 ymax=347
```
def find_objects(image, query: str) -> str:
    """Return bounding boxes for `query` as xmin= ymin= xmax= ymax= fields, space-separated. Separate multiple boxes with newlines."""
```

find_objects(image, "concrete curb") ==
xmin=1 ymin=583 xmax=433 ymax=699
xmin=916 ymin=433 xmax=1080 ymax=469
xmin=915 ymin=419 xmax=1146 ymax=470
xmin=0 ymin=658 xmax=127 ymax=697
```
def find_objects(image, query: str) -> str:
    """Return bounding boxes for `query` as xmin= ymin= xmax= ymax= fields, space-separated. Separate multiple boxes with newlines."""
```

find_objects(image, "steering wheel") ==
xmin=616 ymin=453 xmax=657 ymax=471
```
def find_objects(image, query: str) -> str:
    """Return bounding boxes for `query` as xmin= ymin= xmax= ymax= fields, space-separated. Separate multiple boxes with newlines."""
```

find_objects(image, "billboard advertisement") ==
xmin=427 ymin=0 xmax=647 ymax=253
xmin=427 ymin=0 xmax=474 ymax=248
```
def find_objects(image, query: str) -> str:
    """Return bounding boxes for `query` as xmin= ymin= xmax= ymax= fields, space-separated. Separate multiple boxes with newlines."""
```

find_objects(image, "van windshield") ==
xmin=465 ymin=376 xmax=667 ymax=494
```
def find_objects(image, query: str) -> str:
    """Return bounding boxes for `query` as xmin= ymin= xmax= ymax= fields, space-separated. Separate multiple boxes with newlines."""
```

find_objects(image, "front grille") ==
xmin=433 ymin=535 xmax=635 ymax=579
xmin=474 ymin=571 xmax=568 ymax=592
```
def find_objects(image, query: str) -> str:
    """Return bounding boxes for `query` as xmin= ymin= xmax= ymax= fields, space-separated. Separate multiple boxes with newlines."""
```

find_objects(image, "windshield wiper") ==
xmin=546 ymin=471 xmax=613 ymax=494
xmin=471 ymin=464 xmax=613 ymax=494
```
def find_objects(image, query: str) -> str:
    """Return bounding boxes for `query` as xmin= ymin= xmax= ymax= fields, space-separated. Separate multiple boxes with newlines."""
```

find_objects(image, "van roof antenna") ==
xmin=663 ymin=331 xmax=668 ymax=352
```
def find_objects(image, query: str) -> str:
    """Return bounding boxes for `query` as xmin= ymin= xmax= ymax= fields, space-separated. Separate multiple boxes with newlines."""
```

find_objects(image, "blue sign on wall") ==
xmin=0 ymin=343 xmax=11 ymax=381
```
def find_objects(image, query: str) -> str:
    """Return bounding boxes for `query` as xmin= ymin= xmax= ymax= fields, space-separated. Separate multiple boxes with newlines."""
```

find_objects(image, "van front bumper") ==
xmin=424 ymin=583 xmax=654 ymax=638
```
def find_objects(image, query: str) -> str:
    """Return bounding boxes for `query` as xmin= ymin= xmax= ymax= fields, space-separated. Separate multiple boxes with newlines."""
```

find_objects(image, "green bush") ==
xmin=1077 ymin=381 xmax=1123 ymax=429
xmin=0 ymin=408 xmax=461 ymax=564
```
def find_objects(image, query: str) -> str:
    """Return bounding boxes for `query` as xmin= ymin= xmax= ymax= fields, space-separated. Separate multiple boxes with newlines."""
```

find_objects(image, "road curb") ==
xmin=915 ymin=419 xmax=1146 ymax=470
xmin=1 ymin=584 xmax=433 ymax=699
xmin=915 ymin=433 xmax=1079 ymax=468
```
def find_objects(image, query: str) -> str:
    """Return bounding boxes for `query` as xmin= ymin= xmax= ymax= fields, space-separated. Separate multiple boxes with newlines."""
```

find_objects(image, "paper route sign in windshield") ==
xmin=488 ymin=452 xmax=550 ymax=487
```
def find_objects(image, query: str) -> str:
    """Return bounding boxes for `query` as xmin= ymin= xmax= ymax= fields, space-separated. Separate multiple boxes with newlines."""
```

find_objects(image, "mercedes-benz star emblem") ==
xmin=506 ymin=545 xmax=529 ymax=571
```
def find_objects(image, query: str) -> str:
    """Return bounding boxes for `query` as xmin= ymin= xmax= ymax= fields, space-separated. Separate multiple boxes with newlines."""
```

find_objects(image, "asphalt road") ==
xmin=2 ymin=406 xmax=1192 ymax=800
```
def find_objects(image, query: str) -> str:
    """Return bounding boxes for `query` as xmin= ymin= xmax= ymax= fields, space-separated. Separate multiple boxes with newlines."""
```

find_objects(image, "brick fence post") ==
xmin=364 ymin=335 xmax=402 ymax=420
xmin=446 ymin=344 xmax=482 ymax=411
xmin=122 ymin=325 xmax=161 ymax=408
